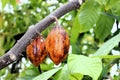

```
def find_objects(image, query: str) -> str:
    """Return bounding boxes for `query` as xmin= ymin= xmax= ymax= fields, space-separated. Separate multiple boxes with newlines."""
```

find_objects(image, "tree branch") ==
xmin=0 ymin=0 xmax=84 ymax=70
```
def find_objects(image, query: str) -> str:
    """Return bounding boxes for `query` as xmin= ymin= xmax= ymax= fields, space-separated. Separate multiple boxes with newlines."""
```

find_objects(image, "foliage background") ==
xmin=0 ymin=0 xmax=120 ymax=80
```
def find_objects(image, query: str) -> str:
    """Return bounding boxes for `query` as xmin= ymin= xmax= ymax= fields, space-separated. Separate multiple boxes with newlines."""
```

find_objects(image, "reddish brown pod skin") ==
xmin=46 ymin=25 xmax=70 ymax=65
xmin=26 ymin=35 xmax=47 ymax=67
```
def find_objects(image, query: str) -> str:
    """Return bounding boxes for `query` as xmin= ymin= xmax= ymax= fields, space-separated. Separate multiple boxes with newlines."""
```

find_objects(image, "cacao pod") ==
xmin=46 ymin=25 xmax=70 ymax=65
xmin=26 ymin=35 xmax=47 ymax=66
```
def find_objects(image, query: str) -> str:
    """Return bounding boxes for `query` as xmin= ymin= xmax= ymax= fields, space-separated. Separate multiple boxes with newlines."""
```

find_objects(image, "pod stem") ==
xmin=38 ymin=65 xmax=42 ymax=74
xmin=51 ymin=16 xmax=60 ymax=27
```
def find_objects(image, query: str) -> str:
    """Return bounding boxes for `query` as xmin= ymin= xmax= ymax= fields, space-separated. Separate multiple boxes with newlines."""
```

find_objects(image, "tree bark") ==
xmin=0 ymin=0 xmax=84 ymax=70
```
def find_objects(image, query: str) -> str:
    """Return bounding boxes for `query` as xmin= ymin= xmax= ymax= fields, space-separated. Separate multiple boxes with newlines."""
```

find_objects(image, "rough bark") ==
xmin=0 ymin=0 xmax=84 ymax=70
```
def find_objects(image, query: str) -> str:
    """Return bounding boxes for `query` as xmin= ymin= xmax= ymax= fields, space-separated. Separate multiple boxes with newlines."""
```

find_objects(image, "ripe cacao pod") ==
xmin=46 ymin=25 xmax=70 ymax=65
xmin=26 ymin=35 xmax=47 ymax=66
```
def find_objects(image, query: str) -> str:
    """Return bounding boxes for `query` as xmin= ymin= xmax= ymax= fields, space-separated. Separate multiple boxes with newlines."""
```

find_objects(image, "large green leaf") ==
xmin=68 ymin=54 xmax=102 ymax=80
xmin=95 ymin=12 xmax=114 ymax=41
xmin=69 ymin=73 xmax=83 ymax=80
xmin=71 ymin=0 xmax=102 ymax=43
xmin=54 ymin=64 xmax=83 ymax=80
xmin=94 ymin=32 xmax=120 ymax=56
xmin=33 ymin=67 xmax=62 ymax=80
xmin=54 ymin=65 xmax=69 ymax=80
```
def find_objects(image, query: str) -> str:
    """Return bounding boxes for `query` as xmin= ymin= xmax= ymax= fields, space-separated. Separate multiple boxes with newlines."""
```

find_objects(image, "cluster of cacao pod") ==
xmin=26 ymin=17 xmax=70 ymax=66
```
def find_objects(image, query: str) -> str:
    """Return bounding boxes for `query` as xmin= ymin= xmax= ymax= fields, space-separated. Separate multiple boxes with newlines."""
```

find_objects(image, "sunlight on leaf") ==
xmin=68 ymin=54 xmax=102 ymax=80
xmin=33 ymin=67 xmax=62 ymax=80
xmin=69 ymin=73 xmax=83 ymax=80
xmin=71 ymin=0 xmax=102 ymax=43
xmin=54 ymin=64 xmax=83 ymax=80
xmin=54 ymin=64 xmax=69 ymax=80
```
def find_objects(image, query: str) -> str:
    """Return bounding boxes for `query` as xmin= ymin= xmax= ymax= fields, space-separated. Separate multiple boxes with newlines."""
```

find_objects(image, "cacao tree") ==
xmin=0 ymin=0 xmax=120 ymax=80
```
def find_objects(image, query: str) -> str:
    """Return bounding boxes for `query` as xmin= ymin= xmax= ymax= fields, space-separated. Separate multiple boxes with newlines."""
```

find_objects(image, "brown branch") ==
xmin=0 ymin=0 xmax=84 ymax=70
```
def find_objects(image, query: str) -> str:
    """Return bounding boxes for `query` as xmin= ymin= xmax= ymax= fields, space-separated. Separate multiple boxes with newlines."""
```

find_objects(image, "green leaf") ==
xmin=95 ymin=0 xmax=109 ymax=5
xmin=71 ymin=0 xmax=102 ymax=43
xmin=68 ymin=54 xmax=102 ymax=80
xmin=33 ymin=67 xmax=62 ymax=80
xmin=17 ymin=76 xmax=35 ymax=80
xmin=101 ymin=12 xmax=120 ymax=20
xmin=71 ymin=16 xmax=80 ymax=43
xmin=94 ymin=32 xmax=120 ymax=56
xmin=54 ymin=64 xmax=83 ymax=80
xmin=109 ymin=0 xmax=120 ymax=17
xmin=69 ymin=73 xmax=83 ymax=80
xmin=95 ymin=0 xmax=120 ymax=18
xmin=95 ymin=12 xmax=114 ymax=41
xmin=17 ymin=66 xmax=39 ymax=80
xmin=54 ymin=64 xmax=69 ymax=80
xmin=40 ymin=63 xmax=54 ymax=71
xmin=106 ymin=0 xmax=120 ymax=10
xmin=93 ymin=55 xmax=120 ymax=59
xmin=71 ymin=44 xmax=81 ymax=55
